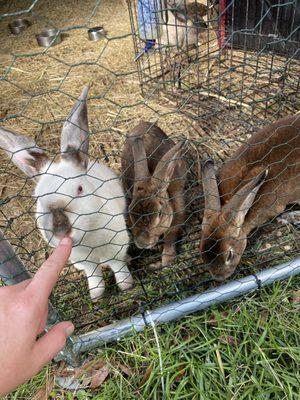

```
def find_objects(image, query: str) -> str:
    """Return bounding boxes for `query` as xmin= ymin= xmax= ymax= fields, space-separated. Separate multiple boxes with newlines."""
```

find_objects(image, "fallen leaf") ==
xmin=174 ymin=368 xmax=185 ymax=382
xmin=32 ymin=388 xmax=47 ymax=400
xmin=0 ymin=109 xmax=8 ymax=119
xmin=90 ymin=365 xmax=110 ymax=389
xmin=290 ymin=290 xmax=300 ymax=304
xmin=207 ymin=316 xmax=218 ymax=327
xmin=140 ymin=365 xmax=152 ymax=387
xmin=207 ymin=311 xmax=229 ymax=326
xmin=233 ymin=306 xmax=241 ymax=314
xmin=181 ymin=333 xmax=197 ymax=342
xmin=74 ymin=359 xmax=106 ymax=380
xmin=54 ymin=361 xmax=67 ymax=376
xmin=258 ymin=310 xmax=269 ymax=326
xmin=55 ymin=375 xmax=88 ymax=391
xmin=117 ymin=363 xmax=133 ymax=377
xmin=219 ymin=335 xmax=240 ymax=346
xmin=32 ymin=378 xmax=54 ymax=400
xmin=55 ymin=359 xmax=109 ymax=390
xmin=56 ymin=367 xmax=75 ymax=378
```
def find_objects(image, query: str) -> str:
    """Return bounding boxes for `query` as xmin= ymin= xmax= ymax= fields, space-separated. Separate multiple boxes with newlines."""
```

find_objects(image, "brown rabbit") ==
xmin=121 ymin=121 xmax=187 ymax=267
xmin=200 ymin=114 xmax=300 ymax=281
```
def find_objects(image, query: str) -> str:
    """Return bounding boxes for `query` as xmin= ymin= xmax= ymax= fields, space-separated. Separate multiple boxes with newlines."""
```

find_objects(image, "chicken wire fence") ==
xmin=0 ymin=0 xmax=299 ymax=366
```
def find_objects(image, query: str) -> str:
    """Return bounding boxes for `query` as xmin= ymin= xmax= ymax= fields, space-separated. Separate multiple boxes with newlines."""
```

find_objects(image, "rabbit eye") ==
xmin=77 ymin=185 xmax=83 ymax=195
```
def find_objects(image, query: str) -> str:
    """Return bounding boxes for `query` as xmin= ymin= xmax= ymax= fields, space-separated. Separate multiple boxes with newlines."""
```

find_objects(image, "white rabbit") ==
xmin=160 ymin=2 xmax=207 ymax=49
xmin=0 ymin=85 xmax=133 ymax=301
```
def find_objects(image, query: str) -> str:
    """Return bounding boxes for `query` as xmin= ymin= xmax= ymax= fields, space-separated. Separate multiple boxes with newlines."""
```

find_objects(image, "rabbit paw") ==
xmin=89 ymin=287 xmax=105 ymax=303
xmin=149 ymin=260 xmax=162 ymax=270
xmin=149 ymin=249 xmax=176 ymax=270
xmin=162 ymin=248 xmax=176 ymax=267
xmin=118 ymin=275 xmax=134 ymax=292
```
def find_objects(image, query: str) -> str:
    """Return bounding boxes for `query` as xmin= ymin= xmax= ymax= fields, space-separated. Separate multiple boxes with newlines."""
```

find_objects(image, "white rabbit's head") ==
xmin=0 ymin=86 xmax=102 ymax=247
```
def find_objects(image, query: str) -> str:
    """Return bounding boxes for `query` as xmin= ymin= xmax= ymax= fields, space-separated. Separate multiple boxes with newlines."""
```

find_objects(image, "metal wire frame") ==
xmin=0 ymin=123 xmax=299 ymax=363
xmin=0 ymin=0 xmax=299 ymax=366
xmin=129 ymin=0 xmax=299 ymax=120
xmin=0 ymin=102 xmax=299 ymax=353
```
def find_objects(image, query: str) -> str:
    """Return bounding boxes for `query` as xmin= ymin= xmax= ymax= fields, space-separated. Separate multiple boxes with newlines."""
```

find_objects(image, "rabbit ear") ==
xmin=131 ymin=136 xmax=150 ymax=181
xmin=61 ymin=85 xmax=90 ymax=169
xmin=0 ymin=127 xmax=48 ymax=179
xmin=152 ymin=141 xmax=185 ymax=190
xmin=201 ymin=158 xmax=221 ymax=215
xmin=223 ymin=169 xmax=268 ymax=229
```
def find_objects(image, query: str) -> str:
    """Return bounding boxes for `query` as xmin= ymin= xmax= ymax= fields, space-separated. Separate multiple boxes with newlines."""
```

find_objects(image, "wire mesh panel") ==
xmin=129 ymin=0 xmax=299 ymax=121
xmin=0 ymin=0 xmax=299 ymax=361
xmin=228 ymin=0 xmax=300 ymax=55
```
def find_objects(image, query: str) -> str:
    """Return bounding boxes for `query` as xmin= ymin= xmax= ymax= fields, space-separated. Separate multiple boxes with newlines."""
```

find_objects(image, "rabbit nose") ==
xmin=210 ymin=267 xmax=234 ymax=282
xmin=52 ymin=208 xmax=72 ymax=238
xmin=134 ymin=236 xmax=154 ymax=249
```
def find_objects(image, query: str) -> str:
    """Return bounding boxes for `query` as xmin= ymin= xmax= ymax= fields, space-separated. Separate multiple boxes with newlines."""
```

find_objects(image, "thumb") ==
xmin=33 ymin=322 xmax=74 ymax=370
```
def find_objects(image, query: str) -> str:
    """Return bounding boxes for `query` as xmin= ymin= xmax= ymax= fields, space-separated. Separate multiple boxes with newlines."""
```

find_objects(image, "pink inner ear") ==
xmin=12 ymin=151 xmax=38 ymax=176
xmin=13 ymin=151 xmax=32 ymax=165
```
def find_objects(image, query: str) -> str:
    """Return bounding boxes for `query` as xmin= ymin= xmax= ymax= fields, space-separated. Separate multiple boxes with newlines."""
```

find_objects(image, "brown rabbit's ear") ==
xmin=0 ymin=127 xmax=48 ymax=180
xmin=131 ymin=136 xmax=150 ymax=181
xmin=223 ymin=169 xmax=268 ymax=229
xmin=61 ymin=85 xmax=90 ymax=169
xmin=152 ymin=141 xmax=185 ymax=190
xmin=201 ymin=158 xmax=221 ymax=219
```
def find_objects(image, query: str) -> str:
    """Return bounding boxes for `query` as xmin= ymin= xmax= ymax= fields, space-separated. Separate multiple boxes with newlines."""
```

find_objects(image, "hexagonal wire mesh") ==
xmin=0 ymin=0 xmax=299 ymax=365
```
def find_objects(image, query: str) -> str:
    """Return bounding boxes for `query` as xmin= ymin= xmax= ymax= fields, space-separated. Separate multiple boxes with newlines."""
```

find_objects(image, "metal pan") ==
xmin=88 ymin=26 xmax=105 ymax=41
xmin=36 ymin=28 xmax=62 ymax=47
xmin=9 ymin=18 xmax=30 ymax=35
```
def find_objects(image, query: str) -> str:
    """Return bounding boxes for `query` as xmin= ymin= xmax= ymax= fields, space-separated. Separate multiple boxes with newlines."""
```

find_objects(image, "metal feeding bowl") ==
xmin=36 ymin=28 xmax=62 ymax=47
xmin=8 ymin=18 xmax=30 ymax=35
xmin=88 ymin=26 xmax=105 ymax=41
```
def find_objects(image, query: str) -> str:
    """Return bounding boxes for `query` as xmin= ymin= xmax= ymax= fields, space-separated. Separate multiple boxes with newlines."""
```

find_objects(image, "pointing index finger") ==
xmin=29 ymin=237 xmax=72 ymax=300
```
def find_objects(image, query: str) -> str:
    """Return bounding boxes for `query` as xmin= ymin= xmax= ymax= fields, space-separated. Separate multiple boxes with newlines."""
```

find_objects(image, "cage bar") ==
xmin=59 ymin=256 xmax=300 ymax=358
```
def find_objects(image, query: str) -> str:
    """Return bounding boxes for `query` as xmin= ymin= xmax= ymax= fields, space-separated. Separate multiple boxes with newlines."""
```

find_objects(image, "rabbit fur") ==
xmin=200 ymin=114 xmax=300 ymax=281
xmin=160 ymin=1 xmax=207 ymax=49
xmin=121 ymin=121 xmax=187 ymax=268
xmin=0 ymin=86 xmax=133 ymax=301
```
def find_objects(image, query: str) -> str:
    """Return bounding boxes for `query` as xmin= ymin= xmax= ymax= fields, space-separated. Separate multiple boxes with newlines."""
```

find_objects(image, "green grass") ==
xmin=6 ymin=275 xmax=300 ymax=400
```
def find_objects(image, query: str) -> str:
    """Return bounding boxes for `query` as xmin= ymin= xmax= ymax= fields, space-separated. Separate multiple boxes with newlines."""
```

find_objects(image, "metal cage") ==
xmin=129 ymin=0 xmax=299 ymax=120
xmin=0 ymin=0 xmax=299 ymax=366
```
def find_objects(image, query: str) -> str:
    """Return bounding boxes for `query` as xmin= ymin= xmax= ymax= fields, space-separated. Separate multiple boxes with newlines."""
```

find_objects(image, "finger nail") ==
xmin=65 ymin=322 xmax=74 ymax=336
xmin=61 ymin=237 xmax=72 ymax=246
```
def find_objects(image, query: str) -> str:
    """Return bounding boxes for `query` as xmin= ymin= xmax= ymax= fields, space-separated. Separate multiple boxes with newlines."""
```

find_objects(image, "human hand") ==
xmin=0 ymin=237 xmax=74 ymax=396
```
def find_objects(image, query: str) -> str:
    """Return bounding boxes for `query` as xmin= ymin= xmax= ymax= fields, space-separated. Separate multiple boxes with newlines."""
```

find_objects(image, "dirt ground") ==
xmin=0 ymin=0 xmax=299 ymax=333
